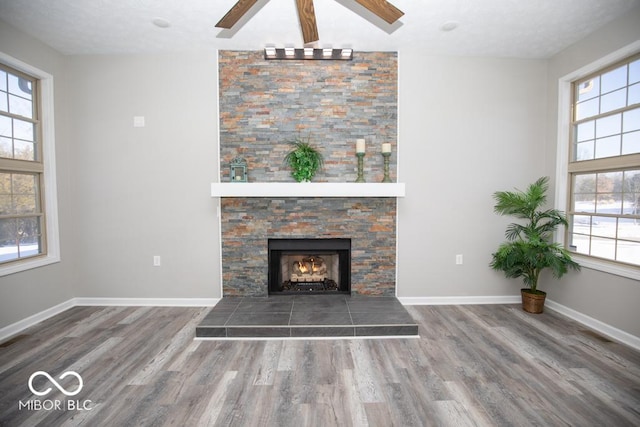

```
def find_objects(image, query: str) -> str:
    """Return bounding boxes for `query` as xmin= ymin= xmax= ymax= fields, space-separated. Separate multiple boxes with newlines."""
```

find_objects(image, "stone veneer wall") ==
xmin=221 ymin=198 xmax=397 ymax=297
xmin=218 ymin=50 xmax=397 ymax=182
xmin=218 ymin=50 xmax=398 ymax=297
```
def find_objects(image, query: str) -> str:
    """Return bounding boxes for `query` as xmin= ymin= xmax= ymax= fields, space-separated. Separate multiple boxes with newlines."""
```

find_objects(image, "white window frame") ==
xmin=0 ymin=52 xmax=60 ymax=276
xmin=555 ymin=41 xmax=640 ymax=281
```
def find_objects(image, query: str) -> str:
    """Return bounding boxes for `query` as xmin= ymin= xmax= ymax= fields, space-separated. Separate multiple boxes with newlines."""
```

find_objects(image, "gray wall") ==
xmin=0 ymin=21 xmax=74 ymax=328
xmin=397 ymin=54 xmax=548 ymax=298
xmin=65 ymin=53 xmax=221 ymax=299
xmin=544 ymin=6 xmax=640 ymax=338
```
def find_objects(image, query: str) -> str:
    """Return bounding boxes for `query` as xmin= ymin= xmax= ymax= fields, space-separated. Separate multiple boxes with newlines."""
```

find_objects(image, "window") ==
xmin=567 ymin=53 xmax=640 ymax=268
xmin=0 ymin=63 xmax=45 ymax=264
xmin=0 ymin=53 xmax=59 ymax=276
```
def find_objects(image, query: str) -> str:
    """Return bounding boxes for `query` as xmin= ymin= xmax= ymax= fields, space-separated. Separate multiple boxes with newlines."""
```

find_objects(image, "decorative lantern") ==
xmin=230 ymin=157 xmax=247 ymax=182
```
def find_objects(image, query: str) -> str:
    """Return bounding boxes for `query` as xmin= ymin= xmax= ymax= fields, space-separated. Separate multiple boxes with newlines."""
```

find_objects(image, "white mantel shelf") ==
xmin=211 ymin=182 xmax=405 ymax=198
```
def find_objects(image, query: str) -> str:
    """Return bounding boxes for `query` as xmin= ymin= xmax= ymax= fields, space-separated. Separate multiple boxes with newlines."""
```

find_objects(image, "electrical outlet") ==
xmin=455 ymin=254 xmax=463 ymax=265
xmin=153 ymin=256 xmax=161 ymax=266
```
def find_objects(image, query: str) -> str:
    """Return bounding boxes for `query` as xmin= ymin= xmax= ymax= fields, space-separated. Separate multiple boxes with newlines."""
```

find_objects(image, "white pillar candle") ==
xmin=356 ymin=139 xmax=366 ymax=153
xmin=382 ymin=143 xmax=391 ymax=153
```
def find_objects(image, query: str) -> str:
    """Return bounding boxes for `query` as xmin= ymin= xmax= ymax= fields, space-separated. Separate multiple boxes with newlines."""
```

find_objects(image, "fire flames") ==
xmin=297 ymin=258 xmax=322 ymax=274
xmin=297 ymin=261 xmax=309 ymax=274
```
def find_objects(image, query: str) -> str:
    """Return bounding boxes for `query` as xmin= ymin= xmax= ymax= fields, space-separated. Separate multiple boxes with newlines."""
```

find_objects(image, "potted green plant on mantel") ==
xmin=490 ymin=177 xmax=580 ymax=313
xmin=284 ymin=135 xmax=324 ymax=182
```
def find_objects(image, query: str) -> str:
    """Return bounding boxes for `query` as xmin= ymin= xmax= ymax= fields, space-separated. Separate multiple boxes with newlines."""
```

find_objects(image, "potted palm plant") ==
xmin=284 ymin=135 xmax=324 ymax=182
xmin=490 ymin=177 xmax=580 ymax=313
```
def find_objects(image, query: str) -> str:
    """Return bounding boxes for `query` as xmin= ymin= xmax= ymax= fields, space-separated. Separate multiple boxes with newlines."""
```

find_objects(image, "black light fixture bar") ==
xmin=264 ymin=47 xmax=353 ymax=60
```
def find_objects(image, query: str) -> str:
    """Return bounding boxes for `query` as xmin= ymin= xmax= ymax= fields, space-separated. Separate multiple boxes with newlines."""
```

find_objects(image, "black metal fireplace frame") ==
xmin=268 ymin=238 xmax=351 ymax=294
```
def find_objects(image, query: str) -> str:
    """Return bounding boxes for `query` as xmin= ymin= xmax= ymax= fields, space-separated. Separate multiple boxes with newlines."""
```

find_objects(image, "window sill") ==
xmin=572 ymin=254 xmax=640 ymax=281
xmin=0 ymin=253 xmax=60 ymax=277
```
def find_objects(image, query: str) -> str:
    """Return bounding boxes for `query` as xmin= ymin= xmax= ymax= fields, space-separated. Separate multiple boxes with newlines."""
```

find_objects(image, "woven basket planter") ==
xmin=521 ymin=289 xmax=547 ymax=314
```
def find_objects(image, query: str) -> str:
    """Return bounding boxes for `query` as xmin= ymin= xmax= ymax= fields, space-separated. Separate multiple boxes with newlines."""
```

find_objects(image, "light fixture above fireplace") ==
xmin=264 ymin=47 xmax=353 ymax=60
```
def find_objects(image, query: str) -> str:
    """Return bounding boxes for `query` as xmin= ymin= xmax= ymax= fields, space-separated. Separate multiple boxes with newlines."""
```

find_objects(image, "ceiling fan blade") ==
xmin=296 ymin=0 xmax=319 ymax=44
xmin=216 ymin=0 xmax=260 ymax=29
xmin=353 ymin=0 xmax=404 ymax=24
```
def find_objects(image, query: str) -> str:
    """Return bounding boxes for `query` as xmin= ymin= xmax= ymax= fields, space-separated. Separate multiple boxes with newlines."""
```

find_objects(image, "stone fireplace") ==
xmin=216 ymin=50 xmax=399 ymax=298
xmin=219 ymin=196 xmax=397 ymax=297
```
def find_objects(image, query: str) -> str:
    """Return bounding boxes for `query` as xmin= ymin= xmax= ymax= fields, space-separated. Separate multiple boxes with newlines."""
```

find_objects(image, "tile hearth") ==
xmin=196 ymin=295 xmax=418 ymax=338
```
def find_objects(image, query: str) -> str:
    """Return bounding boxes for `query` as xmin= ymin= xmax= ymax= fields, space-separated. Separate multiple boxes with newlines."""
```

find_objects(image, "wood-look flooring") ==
xmin=1 ymin=304 xmax=639 ymax=426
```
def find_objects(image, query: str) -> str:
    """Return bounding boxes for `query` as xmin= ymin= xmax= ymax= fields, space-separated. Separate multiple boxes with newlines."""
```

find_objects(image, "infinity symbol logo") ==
xmin=28 ymin=371 xmax=83 ymax=397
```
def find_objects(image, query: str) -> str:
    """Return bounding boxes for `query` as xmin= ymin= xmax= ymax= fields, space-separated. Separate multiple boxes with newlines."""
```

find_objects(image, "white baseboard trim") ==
xmin=73 ymin=297 xmax=220 ymax=307
xmin=0 ymin=298 xmax=75 ymax=343
xmin=545 ymin=299 xmax=640 ymax=351
xmin=0 ymin=297 xmax=220 ymax=343
xmin=398 ymin=295 xmax=521 ymax=305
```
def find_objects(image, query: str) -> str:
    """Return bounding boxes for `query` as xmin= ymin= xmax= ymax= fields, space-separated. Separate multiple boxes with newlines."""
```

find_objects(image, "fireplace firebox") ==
xmin=268 ymin=238 xmax=351 ymax=294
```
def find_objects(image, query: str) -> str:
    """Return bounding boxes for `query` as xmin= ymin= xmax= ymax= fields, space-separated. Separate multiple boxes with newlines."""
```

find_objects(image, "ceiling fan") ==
xmin=216 ymin=0 xmax=404 ymax=44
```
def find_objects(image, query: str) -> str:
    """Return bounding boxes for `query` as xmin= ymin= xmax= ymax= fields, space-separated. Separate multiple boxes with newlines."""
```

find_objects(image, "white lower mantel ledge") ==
xmin=211 ymin=182 xmax=405 ymax=198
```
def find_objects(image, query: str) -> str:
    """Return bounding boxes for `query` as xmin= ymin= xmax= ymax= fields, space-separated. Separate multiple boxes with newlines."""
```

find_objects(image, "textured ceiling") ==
xmin=0 ymin=0 xmax=638 ymax=58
